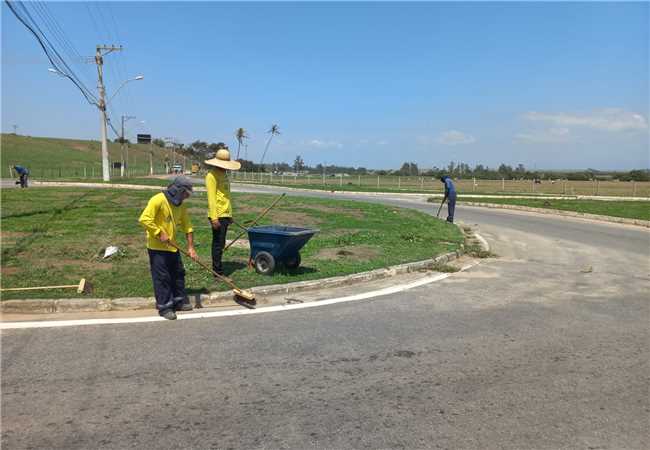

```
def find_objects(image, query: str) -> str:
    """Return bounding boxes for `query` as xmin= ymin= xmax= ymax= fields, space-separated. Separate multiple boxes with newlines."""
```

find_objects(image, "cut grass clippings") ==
xmin=1 ymin=187 xmax=464 ymax=299
xmin=427 ymin=197 xmax=650 ymax=221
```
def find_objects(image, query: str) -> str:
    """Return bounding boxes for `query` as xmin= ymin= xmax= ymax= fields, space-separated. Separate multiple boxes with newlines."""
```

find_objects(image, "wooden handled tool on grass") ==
xmin=1 ymin=278 xmax=93 ymax=294
xmin=223 ymin=193 xmax=286 ymax=252
xmin=436 ymin=202 xmax=443 ymax=218
xmin=166 ymin=241 xmax=256 ymax=305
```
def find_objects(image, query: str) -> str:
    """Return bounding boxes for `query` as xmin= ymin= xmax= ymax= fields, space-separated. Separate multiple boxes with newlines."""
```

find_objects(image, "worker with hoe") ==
xmin=439 ymin=175 xmax=457 ymax=223
xmin=139 ymin=176 xmax=197 ymax=320
xmin=13 ymin=165 xmax=29 ymax=188
xmin=205 ymin=147 xmax=241 ymax=276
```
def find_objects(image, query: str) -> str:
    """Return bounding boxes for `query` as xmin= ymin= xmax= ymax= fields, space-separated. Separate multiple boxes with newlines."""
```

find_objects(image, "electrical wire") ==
xmin=5 ymin=1 xmax=98 ymax=106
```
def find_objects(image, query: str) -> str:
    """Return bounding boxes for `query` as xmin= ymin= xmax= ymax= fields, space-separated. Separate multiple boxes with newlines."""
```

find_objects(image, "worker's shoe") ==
xmin=176 ymin=302 xmax=193 ymax=312
xmin=160 ymin=309 xmax=177 ymax=320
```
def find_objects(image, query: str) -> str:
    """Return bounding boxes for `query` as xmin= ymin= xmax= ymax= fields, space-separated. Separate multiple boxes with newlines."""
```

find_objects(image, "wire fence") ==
xmin=4 ymin=165 xmax=649 ymax=197
xmin=5 ymin=164 xmax=170 ymax=181
xmin=230 ymin=172 xmax=650 ymax=198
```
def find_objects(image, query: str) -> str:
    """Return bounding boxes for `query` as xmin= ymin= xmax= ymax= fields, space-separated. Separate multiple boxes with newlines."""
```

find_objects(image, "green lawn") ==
xmin=1 ymin=188 xmax=464 ymax=299
xmin=1 ymin=133 xmax=170 ymax=178
xmin=449 ymin=197 xmax=650 ymax=221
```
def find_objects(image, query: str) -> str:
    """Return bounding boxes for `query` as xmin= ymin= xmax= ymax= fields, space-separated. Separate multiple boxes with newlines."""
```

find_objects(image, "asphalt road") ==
xmin=2 ymin=185 xmax=649 ymax=449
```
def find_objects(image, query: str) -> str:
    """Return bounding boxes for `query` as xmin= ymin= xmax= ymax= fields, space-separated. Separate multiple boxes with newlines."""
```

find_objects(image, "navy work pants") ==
xmin=447 ymin=193 xmax=456 ymax=223
xmin=147 ymin=249 xmax=189 ymax=313
xmin=211 ymin=218 xmax=231 ymax=275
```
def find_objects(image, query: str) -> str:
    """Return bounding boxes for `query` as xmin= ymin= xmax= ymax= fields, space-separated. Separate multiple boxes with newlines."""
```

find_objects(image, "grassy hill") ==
xmin=1 ymin=133 xmax=178 ymax=178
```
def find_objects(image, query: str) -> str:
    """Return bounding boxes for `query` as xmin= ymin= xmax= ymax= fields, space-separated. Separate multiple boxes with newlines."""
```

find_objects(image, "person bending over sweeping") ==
xmin=439 ymin=175 xmax=457 ymax=223
xmin=204 ymin=148 xmax=241 ymax=276
xmin=13 ymin=165 xmax=29 ymax=188
xmin=139 ymin=176 xmax=198 ymax=320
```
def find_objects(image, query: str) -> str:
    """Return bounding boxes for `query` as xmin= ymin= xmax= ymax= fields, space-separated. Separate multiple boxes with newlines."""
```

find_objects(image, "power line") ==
xmin=5 ymin=1 xmax=98 ymax=105
xmin=15 ymin=1 xmax=93 ymax=97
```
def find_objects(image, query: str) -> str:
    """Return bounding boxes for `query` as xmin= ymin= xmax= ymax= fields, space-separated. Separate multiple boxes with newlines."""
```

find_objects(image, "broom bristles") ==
xmin=234 ymin=288 xmax=256 ymax=302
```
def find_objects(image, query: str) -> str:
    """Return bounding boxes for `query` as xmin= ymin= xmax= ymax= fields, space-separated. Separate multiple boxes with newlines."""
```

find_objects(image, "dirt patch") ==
xmin=71 ymin=143 xmax=90 ymax=151
xmin=38 ymin=258 xmax=113 ymax=271
xmin=226 ymin=239 xmax=249 ymax=249
xmin=1 ymin=266 xmax=20 ymax=276
xmin=0 ymin=231 xmax=29 ymax=246
xmin=290 ymin=203 xmax=366 ymax=219
xmin=314 ymin=245 xmax=381 ymax=261
xmin=263 ymin=210 xmax=322 ymax=227
xmin=319 ymin=228 xmax=364 ymax=238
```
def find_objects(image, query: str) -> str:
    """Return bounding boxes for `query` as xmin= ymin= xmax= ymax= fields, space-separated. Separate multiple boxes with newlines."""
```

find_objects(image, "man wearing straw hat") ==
xmin=204 ymin=147 xmax=241 ymax=276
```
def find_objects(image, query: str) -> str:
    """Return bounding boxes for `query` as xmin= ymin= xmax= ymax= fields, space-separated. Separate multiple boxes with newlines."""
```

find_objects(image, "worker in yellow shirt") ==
xmin=138 ymin=177 xmax=197 ymax=320
xmin=204 ymin=148 xmax=241 ymax=276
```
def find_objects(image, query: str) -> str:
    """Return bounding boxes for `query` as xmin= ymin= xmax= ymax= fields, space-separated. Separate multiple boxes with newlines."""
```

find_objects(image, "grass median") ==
xmin=1 ymin=187 xmax=464 ymax=299
xmin=442 ymin=197 xmax=650 ymax=221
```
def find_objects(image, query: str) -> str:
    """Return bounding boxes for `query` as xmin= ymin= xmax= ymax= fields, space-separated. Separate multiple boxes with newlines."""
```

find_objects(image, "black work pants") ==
xmin=211 ymin=218 xmax=231 ymax=275
xmin=147 ymin=249 xmax=188 ymax=313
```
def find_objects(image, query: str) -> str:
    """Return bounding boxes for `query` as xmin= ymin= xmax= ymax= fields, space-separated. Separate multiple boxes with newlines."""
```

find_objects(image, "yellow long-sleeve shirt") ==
xmin=205 ymin=168 xmax=232 ymax=220
xmin=138 ymin=192 xmax=193 ymax=252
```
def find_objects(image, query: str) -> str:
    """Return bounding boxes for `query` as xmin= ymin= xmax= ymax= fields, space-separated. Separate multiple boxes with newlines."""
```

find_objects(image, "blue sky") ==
xmin=2 ymin=1 xmax=648 ymax=170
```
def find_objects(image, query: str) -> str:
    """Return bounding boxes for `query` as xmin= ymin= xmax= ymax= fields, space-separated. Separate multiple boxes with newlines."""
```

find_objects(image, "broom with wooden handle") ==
xmin=165 ymin=241 xmax=256 ymax=305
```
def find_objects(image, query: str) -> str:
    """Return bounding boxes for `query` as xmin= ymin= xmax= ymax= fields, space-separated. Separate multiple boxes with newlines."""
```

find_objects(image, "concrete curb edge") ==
xmin=1 ymin=250 xmax=465 ymax=314
xmin=461 ymin=202 xmax=650 ymax=228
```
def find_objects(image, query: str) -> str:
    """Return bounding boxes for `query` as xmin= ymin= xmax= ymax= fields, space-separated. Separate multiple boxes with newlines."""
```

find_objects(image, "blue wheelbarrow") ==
xmin=247 ymin=225 xmax=318 ymax=275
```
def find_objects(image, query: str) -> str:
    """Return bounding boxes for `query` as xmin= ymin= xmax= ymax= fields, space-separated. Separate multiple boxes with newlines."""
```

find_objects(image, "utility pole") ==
xmin=165 ymin=137 xmax=176 ymax=166
xmin=12 ymin=124 xmax=18 ymax=135
xmin=149 ymin=140 xmax=154 ymax=175
xmin=95 ymin=45 xmax=123 ymax=181
xmin=165 ymin=137 xmax=176 ymax=172
xmin=120 ymin=115 xmax=136 ymax=177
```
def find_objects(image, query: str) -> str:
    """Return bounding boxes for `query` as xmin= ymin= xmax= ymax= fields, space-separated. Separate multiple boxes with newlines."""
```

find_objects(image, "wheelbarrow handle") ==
xmin=224 ymin=193 xmax=286 ymax=252
xmin=230 ymin=219 xmax=248 ymax=233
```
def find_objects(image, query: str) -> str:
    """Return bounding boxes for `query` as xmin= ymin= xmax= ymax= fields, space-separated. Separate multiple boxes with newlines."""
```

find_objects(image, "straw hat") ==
xmin=204 ymin=149 xmax=241 ymax=171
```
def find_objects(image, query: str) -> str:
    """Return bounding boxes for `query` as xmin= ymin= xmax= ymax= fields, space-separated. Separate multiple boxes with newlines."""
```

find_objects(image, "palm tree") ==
xmin=235 ymin=127 xmax=249 ymax=159
xmin=260 ymin=124 xmax=280 ymax=165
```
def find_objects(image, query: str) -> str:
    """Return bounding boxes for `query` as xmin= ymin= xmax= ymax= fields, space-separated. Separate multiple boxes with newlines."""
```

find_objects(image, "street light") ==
xmin=48 ymin=68 xmax=144 ymax=181
xmin=107 ymin=75 xmax=144 ymax=105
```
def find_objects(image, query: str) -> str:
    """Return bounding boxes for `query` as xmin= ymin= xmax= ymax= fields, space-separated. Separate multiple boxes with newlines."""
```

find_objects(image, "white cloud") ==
xmin=305 ymin=139 xmax=343 ymax=149
xmin=375 ymin=140 xmax=388 ymax=145
xmin=436 ymin=130 xmax=476 ymax=146
xmin=524 ymin=109 xmax=648 ymax=132
xmin=515 ymin=127 xmax=571 ymax=143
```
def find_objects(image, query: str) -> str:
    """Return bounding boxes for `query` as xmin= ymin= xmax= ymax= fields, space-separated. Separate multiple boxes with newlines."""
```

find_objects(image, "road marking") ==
xmin=1 ymin=262 xmax=480 ymax=330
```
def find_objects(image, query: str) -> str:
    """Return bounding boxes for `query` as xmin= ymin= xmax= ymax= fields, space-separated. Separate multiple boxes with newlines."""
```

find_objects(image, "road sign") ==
xmin=137 ymin=134 xmax=152 ymax=144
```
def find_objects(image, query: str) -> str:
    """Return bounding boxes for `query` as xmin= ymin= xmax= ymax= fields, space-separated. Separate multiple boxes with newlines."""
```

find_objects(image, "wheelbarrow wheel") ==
xmin=284 ymin=253 xmax=301 ymax=269
xmin=254 ymin=251 xmax=276 ymax=275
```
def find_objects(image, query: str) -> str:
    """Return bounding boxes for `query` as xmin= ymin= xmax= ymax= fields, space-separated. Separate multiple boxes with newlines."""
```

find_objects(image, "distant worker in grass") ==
xmin=205 ymin=147 xmax=241 ymax=276
xmin=13 ymin=165 xmax=29 ymax=188
xmin=139 ymin=176 xmax=197 ymax=320
xmin=438 ymin=175 xmax=457 ymax=223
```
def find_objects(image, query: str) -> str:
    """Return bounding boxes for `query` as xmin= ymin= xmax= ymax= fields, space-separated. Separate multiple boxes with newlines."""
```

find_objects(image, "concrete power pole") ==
xmin=95 ymin=45 xmax=122 ymax=182
xmin=12 ymin=125 xmax=18 ymax=135
xmin=165 ymin=137 xmax=176 ymax=170
xmin=120 ymin=115 xmax=136 ymax=177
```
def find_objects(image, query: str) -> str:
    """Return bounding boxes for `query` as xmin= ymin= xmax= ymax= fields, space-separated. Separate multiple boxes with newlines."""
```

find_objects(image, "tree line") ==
xmin=138 ymin=136 xmax=649 ymax=182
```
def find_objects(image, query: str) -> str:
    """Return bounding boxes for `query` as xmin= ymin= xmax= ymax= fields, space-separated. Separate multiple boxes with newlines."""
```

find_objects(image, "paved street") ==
xmin=2 ymin=187 xmax=649 ymax=449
